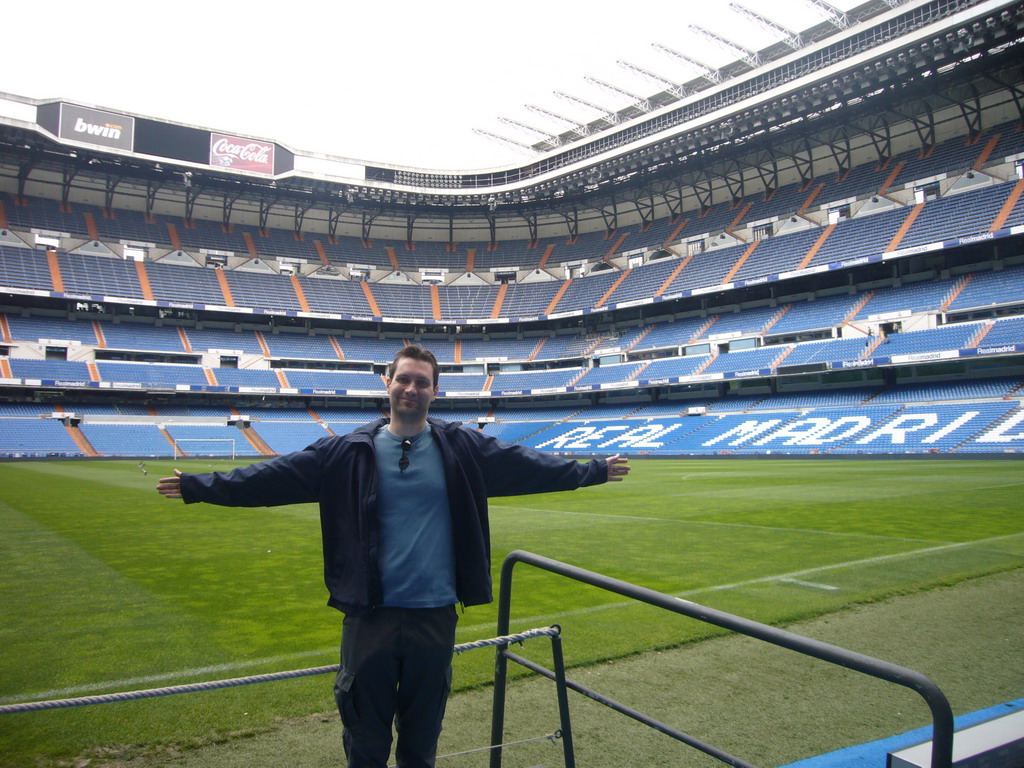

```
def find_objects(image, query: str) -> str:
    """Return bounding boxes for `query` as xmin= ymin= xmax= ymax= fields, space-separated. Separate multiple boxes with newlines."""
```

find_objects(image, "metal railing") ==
xmin=489 ymin=550 xmax=954 ymax=768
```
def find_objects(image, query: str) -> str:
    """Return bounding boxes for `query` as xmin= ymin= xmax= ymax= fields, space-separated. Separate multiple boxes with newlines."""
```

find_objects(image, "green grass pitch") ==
xmin=0 ymin=457 xmax=1022 ymax=766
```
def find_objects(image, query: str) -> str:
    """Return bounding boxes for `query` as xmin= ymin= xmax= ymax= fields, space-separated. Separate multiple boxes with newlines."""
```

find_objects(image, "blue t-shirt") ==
xmin=372 ymin=425 xmax=457 ymax=608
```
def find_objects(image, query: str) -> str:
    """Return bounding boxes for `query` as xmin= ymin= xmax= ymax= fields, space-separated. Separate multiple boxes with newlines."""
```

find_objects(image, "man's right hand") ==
xmin=156 ymin=469 xmax=183 ymax=499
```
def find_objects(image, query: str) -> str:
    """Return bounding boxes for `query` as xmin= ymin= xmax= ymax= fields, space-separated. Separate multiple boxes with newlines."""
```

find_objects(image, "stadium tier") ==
xmin=2 ymin=380 xmax=1021 ymax=457
xmin=2 ymin=122 xmax=1024 ymax=324
xmin=5 ymin=264 xmax=1024 ymax=363
xmin=2 ymin=7 xmax=1024 ymax=458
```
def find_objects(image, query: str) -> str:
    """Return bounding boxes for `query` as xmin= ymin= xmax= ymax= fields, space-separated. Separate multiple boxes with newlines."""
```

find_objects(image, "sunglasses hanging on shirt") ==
xmin=399 ymin=438 xmax=412 ymax=472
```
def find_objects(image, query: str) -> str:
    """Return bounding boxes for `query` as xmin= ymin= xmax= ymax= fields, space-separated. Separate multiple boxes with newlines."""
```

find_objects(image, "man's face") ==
xmin=387 ymin=357 xmax=438 ymax=425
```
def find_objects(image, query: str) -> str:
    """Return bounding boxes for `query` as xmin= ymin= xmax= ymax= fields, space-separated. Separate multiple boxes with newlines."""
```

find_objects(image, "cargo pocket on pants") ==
xmin=436 ymin=665 xmax=453 ymax=730
xmin=334 ymin=667 xmax=357 ymax=728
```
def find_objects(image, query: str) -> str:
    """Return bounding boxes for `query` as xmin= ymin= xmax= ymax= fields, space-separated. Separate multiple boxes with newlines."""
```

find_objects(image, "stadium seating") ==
xmin=460 ymin=337 xmax=540 ymax=361
xmin=251 ymin=420 xmax=332 ymax=454
xmin=0 ymin=417 xmax=83 ymax=456
xmin=779 ymin=337 xmax=875 ymax=367
xmin=874 ymin=323 xmax=981 ymax=356
xmin=0 ymin=403 xmax=54 ymax=417
xmin=632 ymin=316 xmax=713 ymax=352
xmin=438 ymin=285 xmax=501 ymax=320
xmin=2 ymin=115 xmax=1024 ymax=458
xmin=185 ymin=327 xmax=265 ymax=355
xmin=868 ymin=377 xmax=1021 ymax=404
xmin=100 ymin=322 xmax=187 ymax=353
xmin=0 ymin=246 xmax=52 ymax=290
xmin=8 ymin=359 xmax=92 ymax=382
xmin=208 ymin=367 xmax=280 ymax=388
xmin=768 ymin=294 xmax=862 ymax=335
xmin=603 ymin=258 xmax=682 ymax=306
xmin=336 ymin=337 xmax=405 ymax=362
xmin=850 ymin=277 xmax=961 ymax=320
xmin=638 ymin=355 xmax=713 ymax=380
xmin=729 ymin=228 xmax=824 ymax=282
xmin=280 ymin=369 xmax=385 ymax=391
xmin=695 ymin=305 xmax=785 ymax=340
xmin=95 ymin=361 xmax=209 ymax=387
xmin=145 ymin=260 xmax=231 ymax=306
xmin=296 ymin=275 xmax=376 ymax=315
xmin=489 ymin=368 xmax=585 ymax=392
xmin=7 ymin=315 xmax=99 ymax=345
xmin=898 ymin=184 xmax=1012 ymax=249
xmin=979 ymin=317 xmax=1024 ymax=347
xmin=573 ymin=362 xmax=646 ymax=388
xmin=748 ymin=388 xmax=880 ymax=410
xmin=80 ymin=423 xmax=174 ymax=457
xmin=948 ymin=266 xmax=1024 ymax=312
xmin=58 ymin=252 xmax=146 ymax=299
xmin=701 ymin=345 xmax=788 ymax=375
xmin=262 ymin=333 xmax=341 ymax=360
xmin=438 ymin=373 xmax=489 ymax=392
xmin=222 ymin=270 xmax=302 ymax=313
xmin=837 ymin=402 xmax=1018 ymax=454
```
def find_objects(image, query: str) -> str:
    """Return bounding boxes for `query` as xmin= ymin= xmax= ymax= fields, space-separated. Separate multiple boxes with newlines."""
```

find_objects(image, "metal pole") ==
xmin=489 ymin=642 xmax=510 ymax=768
xmin=489 ymin=543 xmax=521 ymax=768
xmin=549 ymin=630 xmax=576 ymax=768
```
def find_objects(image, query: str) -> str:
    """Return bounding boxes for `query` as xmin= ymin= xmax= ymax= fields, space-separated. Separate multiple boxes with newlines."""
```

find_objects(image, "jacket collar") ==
xmin=350 ymin=418 xmax=387 ymax=442
xmin=427 ymin=416 xmax=459 ymax=431
xmin=349 ymin=416 xmax=458 ymax=441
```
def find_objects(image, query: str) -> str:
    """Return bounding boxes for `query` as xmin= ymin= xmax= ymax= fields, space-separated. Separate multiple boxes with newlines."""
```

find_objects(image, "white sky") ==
xmin=3 ymin=0 xmax=859 ymax=172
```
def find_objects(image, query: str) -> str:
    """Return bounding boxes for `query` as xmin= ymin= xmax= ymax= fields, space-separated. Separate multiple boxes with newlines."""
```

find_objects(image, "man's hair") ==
xmin=388 ymin=345 xmax=440 ymax=387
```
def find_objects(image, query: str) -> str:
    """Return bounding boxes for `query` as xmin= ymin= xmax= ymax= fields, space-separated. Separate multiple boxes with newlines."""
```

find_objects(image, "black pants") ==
xmin=335 ymin=606 xmax=458 ymax=768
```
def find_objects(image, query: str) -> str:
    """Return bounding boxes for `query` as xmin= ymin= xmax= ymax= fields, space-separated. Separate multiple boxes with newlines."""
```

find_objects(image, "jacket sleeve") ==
xmin=179 ymin=440 xmax=326 ymax=507
xmin=466 ymin=429 xmax=607 ymax=497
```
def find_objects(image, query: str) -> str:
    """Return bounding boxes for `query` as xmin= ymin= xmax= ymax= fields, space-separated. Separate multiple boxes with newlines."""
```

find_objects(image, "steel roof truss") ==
xmin=221 ymin=190 xmax=242 ymax=232
xmin=294 ymin=201 xmax=314 ymax=238
xmin=61 ymin=164 xmax=80 ymax=210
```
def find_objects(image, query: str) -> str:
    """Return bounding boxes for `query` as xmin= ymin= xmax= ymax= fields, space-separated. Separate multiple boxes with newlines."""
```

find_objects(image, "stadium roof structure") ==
xmin=0 ymin=0 xmax=1022 ymax=245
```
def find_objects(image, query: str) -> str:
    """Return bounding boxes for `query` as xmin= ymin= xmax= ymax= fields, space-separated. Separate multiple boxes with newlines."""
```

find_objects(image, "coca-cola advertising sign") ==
xmin=209 ymin=133 xmax=274 ymax=175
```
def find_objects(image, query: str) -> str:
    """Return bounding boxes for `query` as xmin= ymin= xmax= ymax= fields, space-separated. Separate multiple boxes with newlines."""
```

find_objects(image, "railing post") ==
xmin=549 ymin=629 xmax=576 ymax=768
xmin=489 ymin=553 xmax=518 ymax=768
xmin=489 ymin=644 xmax=509 ymax=768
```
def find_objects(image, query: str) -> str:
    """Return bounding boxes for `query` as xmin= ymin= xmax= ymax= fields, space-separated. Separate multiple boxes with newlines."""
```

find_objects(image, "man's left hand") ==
xmin=606 ymin=454 xmax=631 ymax=482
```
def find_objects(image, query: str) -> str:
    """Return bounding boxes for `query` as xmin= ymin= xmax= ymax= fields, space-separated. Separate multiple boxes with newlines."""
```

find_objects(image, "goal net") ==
xmin=171 ymin=438 xmax=237 ymax=460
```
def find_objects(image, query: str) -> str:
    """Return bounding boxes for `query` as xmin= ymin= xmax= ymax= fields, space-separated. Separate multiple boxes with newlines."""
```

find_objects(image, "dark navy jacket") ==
xmin=179 ymin=417 xmax=608 ymax=614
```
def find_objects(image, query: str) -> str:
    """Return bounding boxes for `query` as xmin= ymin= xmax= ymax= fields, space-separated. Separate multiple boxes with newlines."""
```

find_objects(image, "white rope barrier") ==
xmin=0 ymin=626 xmax=560 ymax=715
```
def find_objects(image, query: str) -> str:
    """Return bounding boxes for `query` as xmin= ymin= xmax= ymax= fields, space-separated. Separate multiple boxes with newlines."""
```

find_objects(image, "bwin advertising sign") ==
xmin=58 ymin=104 xmax=135 ymax=151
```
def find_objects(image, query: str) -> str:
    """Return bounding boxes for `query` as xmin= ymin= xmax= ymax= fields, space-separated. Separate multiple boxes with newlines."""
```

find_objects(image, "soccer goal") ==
xmin=170 ymin=438 xmax=237 ymax=459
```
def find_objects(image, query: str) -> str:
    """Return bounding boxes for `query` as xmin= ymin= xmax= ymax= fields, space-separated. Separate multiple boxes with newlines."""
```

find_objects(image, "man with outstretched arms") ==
xmin=157 ymin=344 xmax=630 ymax=768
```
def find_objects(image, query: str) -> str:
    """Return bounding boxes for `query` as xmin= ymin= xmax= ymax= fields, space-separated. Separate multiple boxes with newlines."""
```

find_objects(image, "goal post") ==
xmin=170 ymin=438 xmax=237 ymax=460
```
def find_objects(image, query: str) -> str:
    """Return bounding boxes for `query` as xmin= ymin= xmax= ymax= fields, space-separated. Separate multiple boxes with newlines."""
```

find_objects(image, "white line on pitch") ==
xmin=962 ymin=482 xmax=1024 ymax=491
xmin=461 ymin=531 xmax=1024 ymax=634
xmin=494 ymin=505 xmax=944 ymax=545
xmin=779 ymin=578 xmax=840 ymax=591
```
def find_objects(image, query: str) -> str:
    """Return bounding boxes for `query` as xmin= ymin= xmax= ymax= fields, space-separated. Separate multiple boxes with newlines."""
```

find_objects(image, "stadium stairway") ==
xmin=65 ymin=423 xmax=98 ymax=457
xmin=241 ymin=424 xmax=276 ymax=456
